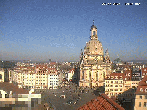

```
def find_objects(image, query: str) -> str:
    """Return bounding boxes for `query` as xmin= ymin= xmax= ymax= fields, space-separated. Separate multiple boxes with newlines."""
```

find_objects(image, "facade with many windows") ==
xmin=9 ymin=64 xmax=59 ymax=89
xmin=105 ymin=73 xmax=124 ymax=98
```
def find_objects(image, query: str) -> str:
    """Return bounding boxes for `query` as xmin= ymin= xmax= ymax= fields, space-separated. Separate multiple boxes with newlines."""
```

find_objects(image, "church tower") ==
xmin=90 ymin=20 xmax=98 ymax=40
xmin=79 ymin=21 xmax=111 ymax=88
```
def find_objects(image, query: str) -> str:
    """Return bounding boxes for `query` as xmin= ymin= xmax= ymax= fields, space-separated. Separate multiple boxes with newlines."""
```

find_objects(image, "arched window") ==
xmin=82 ymin=71 xmax=84 ymax=79
xmin=96 ymin=72 xmax=98 ymax=81
xmin=93 ymin=31 xmax=95 ymax=35
xmin=0 ymin=74 xmax=2 ymax=79
xmin=140 ymin=88 xmax=143 ymax=92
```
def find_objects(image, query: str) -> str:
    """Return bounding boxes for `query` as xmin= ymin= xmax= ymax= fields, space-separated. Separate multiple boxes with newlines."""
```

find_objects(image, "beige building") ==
xmin=9 ymin=64 xmax=59 ymax=89
xmin=0 ymin=68 xmax=4 ymax=82
xmin=105 ymin=73 xmax=124 ymax=98
xmin=134 ymin=76 xmax=147 ymax=110
xmin=79 ymin=21 xmax=111 ymax=87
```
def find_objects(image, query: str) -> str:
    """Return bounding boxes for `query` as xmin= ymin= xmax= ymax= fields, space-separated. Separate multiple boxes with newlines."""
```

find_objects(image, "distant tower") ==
xmin=104 ymin=48 xmax=111 ymax=63
xmin=49 ymin=59 xmax=51 ymax=64
xmin=117 ymin=54 xmax=119 ymax=58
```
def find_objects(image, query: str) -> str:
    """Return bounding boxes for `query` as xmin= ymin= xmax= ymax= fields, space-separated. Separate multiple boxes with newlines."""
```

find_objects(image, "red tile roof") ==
xmin=77 ymin=93 xmax=124 ymax=110
xmin=141 ymin=67 xmax=147 ymax=76
xmin=49 ymin=62 xmax=56 ymax=65
xmin=136 ymin=76 xmax=147 ymax=95
xmin=136 ymin=86 xmax=147 ymax=95
xmin=138 ymin=75 xmax=147 ymax=86
xmin=69 ymin=68 xmax=75 ymax=73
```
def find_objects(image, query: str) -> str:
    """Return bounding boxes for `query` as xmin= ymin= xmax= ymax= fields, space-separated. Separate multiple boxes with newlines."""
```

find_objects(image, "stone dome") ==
xmin=84 ymin=39 xmax=103 ymax=55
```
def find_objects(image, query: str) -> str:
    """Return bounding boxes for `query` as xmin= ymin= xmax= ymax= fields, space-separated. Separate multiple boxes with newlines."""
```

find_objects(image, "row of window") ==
xmin=36 ymin=74 xmax=57 ymax=76
xmin=132 ymin=83 xmax=138 ymax=84
xmin=139 ymin=102 xmax=147 ymax=107
xmin=25 ymin=83 xmax=33 ymax=85
xmin=105 ymin=81 xmax=123 ymax=83
xmin=140 ymin=88 xmax=147 ymax=92
xmin=143 ymin=73 xmax=147 ymax=75
xmin=36 ymin=83 xmax=46 ymax=85
xmin=105 ymin=85 xmax=122 ymax=87
xmin=139 ymin=95 xmax=147 ymax=99
xmin=26 ymin=80 xmax=34 ymax=81
xmin=50 ymin=83 xmax=58 ymax=85
xmin=38 ymin=71 xmax=46 ymax=73
xmin=106 ymin=89 xmax=122 ymax=91
xmin=50 ymin=81 xmax=58 ymax=82
xmin=50 ymin=78 xmax=58 ymax=79
xmin=107 ymin=93 xmax=120 ymax=96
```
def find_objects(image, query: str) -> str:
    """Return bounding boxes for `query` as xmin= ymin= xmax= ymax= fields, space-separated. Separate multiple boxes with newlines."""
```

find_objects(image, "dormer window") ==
xmin=115 ymin=76 xmax=118 ymax=79
xmin=146 ymin=81 xmax=147 ymax=84
xmin=145 ymin=69 xmax=146 ymax=71
xmin=140 ymin=88 xmax=143 ymax=92
xmin=93 ymin=31 xmax=95 ymax=35
xmin=145 ymin=88 xmax=147 ymax=92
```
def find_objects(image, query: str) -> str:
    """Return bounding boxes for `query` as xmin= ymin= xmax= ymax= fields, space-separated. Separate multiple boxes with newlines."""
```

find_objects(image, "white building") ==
xmin=0 ymin=68 xmax=4 ymax=82
xmin=67 ymin=68 xmax=75 ymax=81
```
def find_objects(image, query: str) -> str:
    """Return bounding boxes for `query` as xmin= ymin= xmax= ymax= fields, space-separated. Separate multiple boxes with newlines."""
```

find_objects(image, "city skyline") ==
xmin=0 ymin=0 xmax=147 ymax=62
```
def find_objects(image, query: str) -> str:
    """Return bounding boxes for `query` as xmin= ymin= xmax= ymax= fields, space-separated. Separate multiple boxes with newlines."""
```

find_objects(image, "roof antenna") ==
xmin=93 ymin=20 xmax=94 ymax=25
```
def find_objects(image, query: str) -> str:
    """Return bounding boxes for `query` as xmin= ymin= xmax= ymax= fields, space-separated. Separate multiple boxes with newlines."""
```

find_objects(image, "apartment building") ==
xmin=105 ymin=73 xmax=124 ymax=98
xmin=9 ymin=64 xmax=59 ymax=89
xmin=48 ymin=67 xmax=58 ymax=89
xmin=134 ymin=76 xmax=147 ymax=110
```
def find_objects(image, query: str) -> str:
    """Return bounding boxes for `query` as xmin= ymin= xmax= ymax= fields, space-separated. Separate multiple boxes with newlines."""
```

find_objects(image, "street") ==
xmin=35 ymin=82 xmax=98 ymax=110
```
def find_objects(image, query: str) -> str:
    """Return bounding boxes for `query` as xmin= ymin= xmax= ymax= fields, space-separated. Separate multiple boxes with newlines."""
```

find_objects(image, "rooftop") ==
xmin=0 ymin=82 xmax=29 ymax=94
xmin=136 ymin=76 xmax=147 ymax=95
xmin=105 ymin=73 xmax=125 ymax=80
xmin=77 ymin=93 xmax=124 ymax=110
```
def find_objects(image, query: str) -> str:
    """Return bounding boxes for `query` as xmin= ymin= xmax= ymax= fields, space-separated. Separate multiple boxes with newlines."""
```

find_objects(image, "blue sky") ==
xmin=0 ymin=0 xmax=147 ymax=62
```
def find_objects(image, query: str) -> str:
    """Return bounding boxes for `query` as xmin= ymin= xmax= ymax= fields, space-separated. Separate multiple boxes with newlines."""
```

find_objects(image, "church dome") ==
xmin=114 ymin=58 xmax=124 ymax=64
xmin=84 ymin=40 xmax=103 ymax=55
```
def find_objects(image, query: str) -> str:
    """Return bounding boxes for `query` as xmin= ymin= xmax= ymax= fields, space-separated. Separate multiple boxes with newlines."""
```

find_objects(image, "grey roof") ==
xmin=114 ymin=58 xmax=123 ymax=64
